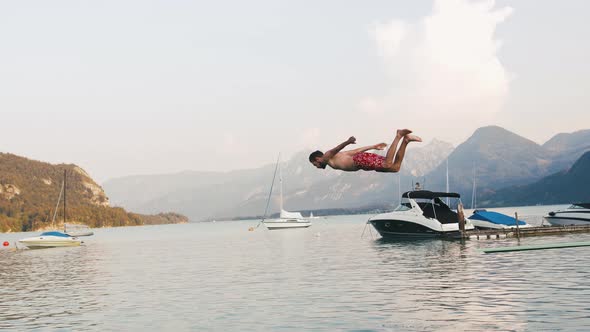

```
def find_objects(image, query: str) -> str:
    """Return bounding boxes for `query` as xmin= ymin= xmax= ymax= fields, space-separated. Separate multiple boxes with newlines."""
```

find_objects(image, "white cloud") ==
xmin=365 ymin=0 xmax=513 ymax=141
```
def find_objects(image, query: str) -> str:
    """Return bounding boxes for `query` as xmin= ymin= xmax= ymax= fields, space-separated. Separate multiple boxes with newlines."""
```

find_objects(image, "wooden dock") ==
xmin=463 ymin=224 xmax=590 ymax=240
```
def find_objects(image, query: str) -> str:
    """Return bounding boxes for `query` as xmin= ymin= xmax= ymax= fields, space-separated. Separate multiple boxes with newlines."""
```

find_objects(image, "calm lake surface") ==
xmin=1 ymin=205 xmax=590 ymax=331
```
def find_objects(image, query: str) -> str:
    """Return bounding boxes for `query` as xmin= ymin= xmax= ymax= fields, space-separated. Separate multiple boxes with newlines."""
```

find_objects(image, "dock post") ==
xmin=514 ymin=212 xmax=520 ymax=239
xmin=457 ymin=202 xmax=466 ymax=239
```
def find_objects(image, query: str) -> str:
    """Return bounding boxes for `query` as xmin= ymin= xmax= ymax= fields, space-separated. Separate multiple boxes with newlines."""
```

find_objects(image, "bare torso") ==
xmin=327 ymin=152 xmax=359 ymax=171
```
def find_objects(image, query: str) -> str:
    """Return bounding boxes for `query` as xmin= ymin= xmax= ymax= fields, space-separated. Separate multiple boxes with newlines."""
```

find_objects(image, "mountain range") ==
xmin=479 ymin=151 xmax=590 ymax=206
xmin=426 ymin=126 xmax=589 ymax=203
xmin=103 ymin=126 xmax=590 ymax=220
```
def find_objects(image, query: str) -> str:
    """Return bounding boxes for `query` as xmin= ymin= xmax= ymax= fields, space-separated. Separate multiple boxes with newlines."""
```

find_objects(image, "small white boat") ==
xmin=261 ymin=154 xmax=311 ymax=230
xmin=19 ymin=231 xmax=81 ymax=249
xmin=468 ymin=209 xmax=531 ymax=230
xmin=544 ymin=203 xmax=590 ymax=226
xmin=262 ymin=219 xmax=311 ymax=230
xmin=18 ymin=170 xmax=90 ymax=249
xmin=308 ymin=212 xmax=321 ymax=219
xmin=263 ymin=210 xmax=312 ymax=230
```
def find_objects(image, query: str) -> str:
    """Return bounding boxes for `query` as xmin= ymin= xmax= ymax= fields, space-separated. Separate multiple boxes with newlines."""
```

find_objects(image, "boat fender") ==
xmin=2 ymin=241 xmax=8 ymax=247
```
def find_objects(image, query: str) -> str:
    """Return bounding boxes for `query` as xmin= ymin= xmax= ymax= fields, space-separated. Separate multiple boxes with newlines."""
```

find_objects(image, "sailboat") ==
xmin=19 ymin=170 xmax=83 ymax=248
xmin=262 ymin=155 xmax=311 ymax=230
xmin=308 ymin=212 xmax=321 ymax=219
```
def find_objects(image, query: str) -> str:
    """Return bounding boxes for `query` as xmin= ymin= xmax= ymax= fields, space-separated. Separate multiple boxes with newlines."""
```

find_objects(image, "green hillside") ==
xmin=0 ymin=153 xmax=187 ymax=232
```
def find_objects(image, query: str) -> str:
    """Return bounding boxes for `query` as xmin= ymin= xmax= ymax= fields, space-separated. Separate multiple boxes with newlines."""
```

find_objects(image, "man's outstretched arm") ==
xmin=323 ymin=136 xmax=356 ymax=160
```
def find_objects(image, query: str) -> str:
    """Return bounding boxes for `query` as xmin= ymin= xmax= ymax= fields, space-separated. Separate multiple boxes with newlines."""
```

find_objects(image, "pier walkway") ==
xmin=463 ymin=224 xmax=590 ymax=240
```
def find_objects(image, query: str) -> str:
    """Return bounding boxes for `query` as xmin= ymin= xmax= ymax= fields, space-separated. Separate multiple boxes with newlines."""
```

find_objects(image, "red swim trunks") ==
xmin=352 ymin=152 xmax=386 ymax=171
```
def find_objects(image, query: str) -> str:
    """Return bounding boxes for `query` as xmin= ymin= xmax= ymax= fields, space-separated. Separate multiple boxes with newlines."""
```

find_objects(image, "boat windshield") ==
xmin=394 ymin=203 xmax=412 ymax=211
xmin=569 ymin=204 xmax=589 ymax=209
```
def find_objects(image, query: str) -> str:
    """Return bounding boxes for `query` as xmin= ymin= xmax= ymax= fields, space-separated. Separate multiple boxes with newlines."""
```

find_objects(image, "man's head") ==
xmin=309 ymin=150 xmax=326 ymax=169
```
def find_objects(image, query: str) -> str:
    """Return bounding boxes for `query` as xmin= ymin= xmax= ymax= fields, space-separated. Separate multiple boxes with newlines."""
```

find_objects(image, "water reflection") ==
xmin=0 ymin=245 xmax=108 ymax=330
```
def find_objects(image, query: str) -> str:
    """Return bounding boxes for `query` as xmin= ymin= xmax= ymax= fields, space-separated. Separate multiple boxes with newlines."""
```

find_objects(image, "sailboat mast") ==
xmin=279 ymin=154 xmax=283 ymax=212
xmin=474 ymin=169 xmax=477 ymax=209
xmin=446 ymin=158 xmax=450 ymax=205
xmin=471 ymin=164 xmax=477 ymax=209
xmin=63 ymin=169 xmax=67 ymax=225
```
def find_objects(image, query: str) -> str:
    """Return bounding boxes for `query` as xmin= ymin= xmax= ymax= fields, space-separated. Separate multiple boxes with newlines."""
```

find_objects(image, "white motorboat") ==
xmin=262 ymin=154 xmax=311 ymax=230
xmin=18 ymin=231 xmax=81 ymax=249
xmin=468 ymin=209 xmax=531 ymax=230
xmin=368 ymin=190 xmax=473 ymax=238
xmin=18 ymin=170 xmax=90 ymax=249
xmin=544 ymin=203 xmax=590 ymax=226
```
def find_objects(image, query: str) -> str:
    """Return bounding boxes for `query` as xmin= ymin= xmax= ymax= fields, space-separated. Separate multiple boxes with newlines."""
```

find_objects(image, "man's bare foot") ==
xmin=404 ymin=134 xmax=422 ymax=143
xmin=397 ymin=129 xmax=412 ymax=137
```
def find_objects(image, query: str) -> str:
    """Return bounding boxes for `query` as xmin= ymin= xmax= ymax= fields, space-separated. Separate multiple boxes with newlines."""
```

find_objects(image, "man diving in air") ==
xmin=309 ymin=129 xmax=421 ymax=173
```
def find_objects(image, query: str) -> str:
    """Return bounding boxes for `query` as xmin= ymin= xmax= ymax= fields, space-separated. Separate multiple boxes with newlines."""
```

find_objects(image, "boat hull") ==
xmin=263 ymin=220 xmax=311 ymax=230
xmin=544 ymin=215 xmax=590 ymax=226
xmin=369 ymin=219 xmax=464 ymax=239
xmin=470 ymin=219 xmax=532 ymax=230
xmin=18 ymin=236 xmax=81 ymax=249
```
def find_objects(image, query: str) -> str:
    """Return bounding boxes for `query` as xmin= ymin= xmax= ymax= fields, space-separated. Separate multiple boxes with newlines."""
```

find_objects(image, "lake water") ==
xmin=1 ymin=205 xmax=590 ymax=331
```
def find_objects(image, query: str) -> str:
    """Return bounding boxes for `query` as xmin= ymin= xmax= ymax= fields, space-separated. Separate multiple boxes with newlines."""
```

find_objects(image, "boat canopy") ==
xmin=470 ymin=210 xmax=526 ymax=226
xmin=39 ymin=231 xmax=71 ymax=237
xmin=402 ymin=190 xmax=460 ymax=199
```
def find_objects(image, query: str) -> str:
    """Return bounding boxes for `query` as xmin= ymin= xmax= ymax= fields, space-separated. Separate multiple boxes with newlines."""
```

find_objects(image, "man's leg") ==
xmin=383 ymin=129 xmax=412 ymax=168
xmin=384 ymin=134 xmax=422 ymax=172
xmin=390 ymin=134 xmax=422 ymax=172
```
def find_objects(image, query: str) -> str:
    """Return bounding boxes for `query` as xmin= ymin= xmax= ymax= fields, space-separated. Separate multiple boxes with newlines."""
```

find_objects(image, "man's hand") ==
xmin=374 ymin=143 xmax=387 ymax=150
xmin=326 ymin=136 xmax=357 ymax=159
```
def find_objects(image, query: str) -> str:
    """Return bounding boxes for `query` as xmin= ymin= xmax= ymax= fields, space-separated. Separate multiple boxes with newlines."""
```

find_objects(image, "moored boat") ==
xmin=469 ymin=209 xmax=531 ymax=230
xmin=261 ymin=154 xmax=312 ymax=230
xmin=18 ymin=231 xmax=81 ymax=249
xmin=544 ymin=203 xmax=590 ymax=226
xmin=368 ymin=190 xmax=473 ymax=239
xmin=263 ymin=217 xmax=312 ymax=230
xmin=18 ymin=170 xmax=90 ymax=249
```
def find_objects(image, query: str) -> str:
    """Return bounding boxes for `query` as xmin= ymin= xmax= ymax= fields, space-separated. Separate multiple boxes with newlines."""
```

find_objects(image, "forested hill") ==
xmin=0 ymin=153 xmax=187 ymax=232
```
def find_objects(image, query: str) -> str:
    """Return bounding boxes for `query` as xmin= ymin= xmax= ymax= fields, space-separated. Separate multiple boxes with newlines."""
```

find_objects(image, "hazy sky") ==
xmin=1 ymin=0 xmax=589 ymax=182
